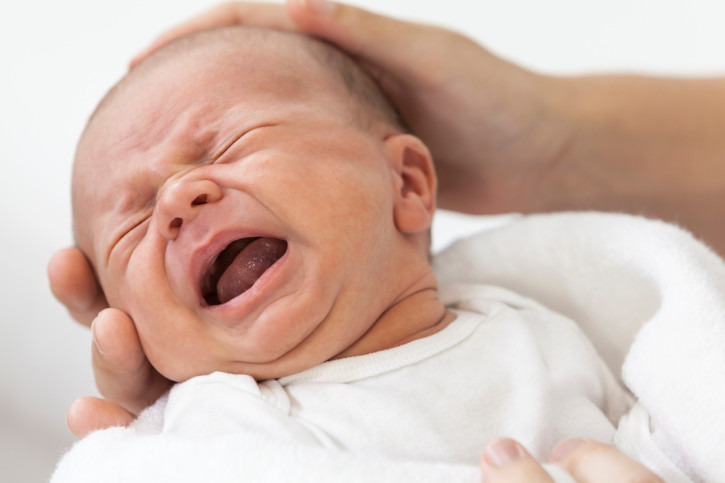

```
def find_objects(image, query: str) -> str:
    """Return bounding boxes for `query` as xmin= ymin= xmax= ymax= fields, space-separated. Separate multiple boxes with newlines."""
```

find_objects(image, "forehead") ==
xmin=89 ymin=36 xmax=331 ymax=144
xmin=83 ymin=31 xmax=345 ymax=148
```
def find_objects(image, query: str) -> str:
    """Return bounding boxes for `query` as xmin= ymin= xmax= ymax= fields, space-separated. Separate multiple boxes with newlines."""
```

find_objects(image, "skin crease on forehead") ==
xmin=72 ymin=28 xmax=450 ymax=382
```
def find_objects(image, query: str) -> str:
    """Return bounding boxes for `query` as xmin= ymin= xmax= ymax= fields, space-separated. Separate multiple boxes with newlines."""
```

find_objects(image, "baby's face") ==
xmin=74 ymin=40 xmax=430 ymax=381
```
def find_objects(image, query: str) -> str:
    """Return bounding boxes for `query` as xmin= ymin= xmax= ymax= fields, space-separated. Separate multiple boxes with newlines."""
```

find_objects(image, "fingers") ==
xmin=130 ymin=2 xmax=294 ymax=67
xmin=552 ymin=439 xmax=664 ymax=483
xmin=286 ymin=0 xmax=439 ymax=76
xmin=92 ymin=308 xmax=172 ymax=415
xmin=66 ymin=396 xmax=136 ymax=438
xmin=47 ymin=247 xmax=108 ymax=326
xmin=481 ymin=438 xmax=664 ymax=483
xmin=480 ymin=439 xmax=555 ymax=483
xmin=286 ymin=0 xmax=491 ymax=119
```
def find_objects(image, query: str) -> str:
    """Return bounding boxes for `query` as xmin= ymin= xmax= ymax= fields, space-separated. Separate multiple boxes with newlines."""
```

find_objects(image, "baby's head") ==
xmin=73 ymin=27 xmax=438 ymax=381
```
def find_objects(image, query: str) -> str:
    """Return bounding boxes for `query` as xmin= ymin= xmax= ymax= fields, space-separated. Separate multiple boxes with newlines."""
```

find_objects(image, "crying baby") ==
xmin=63 ymin=26 xmax=633 ymax=476
xmin=71 ymin=25 xmax=453 ymax=383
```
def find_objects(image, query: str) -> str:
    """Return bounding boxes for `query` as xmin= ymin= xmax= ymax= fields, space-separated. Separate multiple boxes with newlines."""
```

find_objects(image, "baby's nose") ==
xmin=157 ymin=178 xmax=223 ymax=240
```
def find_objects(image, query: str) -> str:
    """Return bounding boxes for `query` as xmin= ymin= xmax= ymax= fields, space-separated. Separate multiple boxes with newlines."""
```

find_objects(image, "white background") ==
xmin=1 ymin=0 xmax=724 ymax=480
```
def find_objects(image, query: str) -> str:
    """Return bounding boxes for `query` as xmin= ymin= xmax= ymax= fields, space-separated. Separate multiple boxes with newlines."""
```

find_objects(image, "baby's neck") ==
xmin=332 ymin=272 xmax=455 ymax=359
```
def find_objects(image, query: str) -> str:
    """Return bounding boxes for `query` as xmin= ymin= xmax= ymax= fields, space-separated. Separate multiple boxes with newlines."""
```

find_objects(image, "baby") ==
xmin=66 ymin=26 xmax=628 ymax=477
xmin=73 ymin=25 xmax=448 ymax=384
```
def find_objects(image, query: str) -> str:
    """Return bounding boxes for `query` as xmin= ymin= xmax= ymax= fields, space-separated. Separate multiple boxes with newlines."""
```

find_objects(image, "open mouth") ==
xmin=200 ymin=237 xmax=288 ymax=306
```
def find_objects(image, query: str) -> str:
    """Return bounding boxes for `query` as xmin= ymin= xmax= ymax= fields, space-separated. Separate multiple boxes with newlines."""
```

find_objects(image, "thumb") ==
xmin=91 ymin=308 xmax=172 ymax=414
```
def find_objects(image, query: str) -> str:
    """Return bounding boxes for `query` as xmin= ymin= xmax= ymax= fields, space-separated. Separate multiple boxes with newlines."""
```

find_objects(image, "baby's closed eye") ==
xmin=105 ymin=214 xmax=152 ymax=266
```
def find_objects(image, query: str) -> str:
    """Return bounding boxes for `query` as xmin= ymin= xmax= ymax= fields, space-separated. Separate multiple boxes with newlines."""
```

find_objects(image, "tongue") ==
xmin=216 ymin=237 xmax=287 ymax=304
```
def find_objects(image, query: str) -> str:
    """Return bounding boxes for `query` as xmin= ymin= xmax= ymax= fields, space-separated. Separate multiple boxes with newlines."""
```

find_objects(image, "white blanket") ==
xmin=52 ymin=212 xmax=725 ymax=482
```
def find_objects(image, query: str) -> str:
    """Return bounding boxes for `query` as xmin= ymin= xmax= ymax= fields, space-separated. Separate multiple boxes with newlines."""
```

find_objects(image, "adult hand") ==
xmin=47 ymin=247 xmax=108 ymax=326
xmin=480 ymin=438 xmax=664 ymax=483
xmin=48 ymin=249 xmax=171 ymax=437
xmin=131 ymin=0 xmax=571 ymax=216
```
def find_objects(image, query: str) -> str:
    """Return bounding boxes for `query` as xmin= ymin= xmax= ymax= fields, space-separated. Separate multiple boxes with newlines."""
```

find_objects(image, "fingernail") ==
xmin=551 ymin=438 xmax=586 ymax=462
xmin=91 ymin=313 xmax=104 ymax=356
xmin=296 ymin=0 xmax=335 ymax=15
xmin=484 ymin=439 xmax=526 ymax=467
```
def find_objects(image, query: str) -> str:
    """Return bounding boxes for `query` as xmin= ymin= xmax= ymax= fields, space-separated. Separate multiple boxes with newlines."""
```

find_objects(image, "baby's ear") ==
xmin=385 ymin=134 xmax=437 ymax=234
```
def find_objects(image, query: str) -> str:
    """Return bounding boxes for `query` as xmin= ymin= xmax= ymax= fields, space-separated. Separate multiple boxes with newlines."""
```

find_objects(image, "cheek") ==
xmin=329 ymin=170 xmax=393 ymax=237
xmin=117 ymin=239 xmax=221 ymax=381
xmin=297 ymin=159 xmax=391 ymax=221
xmin=123 ymin=239 xmax=187 ymax=324
xmin=124 ymin=283 xmax=209 ymax=382
xmin=109 ymin=243 xmax=184 ymax=357
xmin=121 ymin=243 xmax=168 ymax=304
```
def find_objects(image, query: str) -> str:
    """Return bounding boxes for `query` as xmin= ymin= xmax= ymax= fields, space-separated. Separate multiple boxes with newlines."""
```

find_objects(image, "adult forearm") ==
xmin=541 ymin=75 xmax=725 ymax=254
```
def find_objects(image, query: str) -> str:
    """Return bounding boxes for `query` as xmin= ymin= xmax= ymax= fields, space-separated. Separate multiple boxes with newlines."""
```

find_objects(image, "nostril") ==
xmin=192 ymin=194 xmax=207 ymax=206
xmin=170 ymin=218 xmax=182 ymax=230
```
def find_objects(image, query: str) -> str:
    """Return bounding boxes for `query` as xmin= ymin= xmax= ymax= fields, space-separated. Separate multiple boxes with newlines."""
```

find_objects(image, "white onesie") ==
xmin=162 ymin=283 xmax=629 ymax=464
